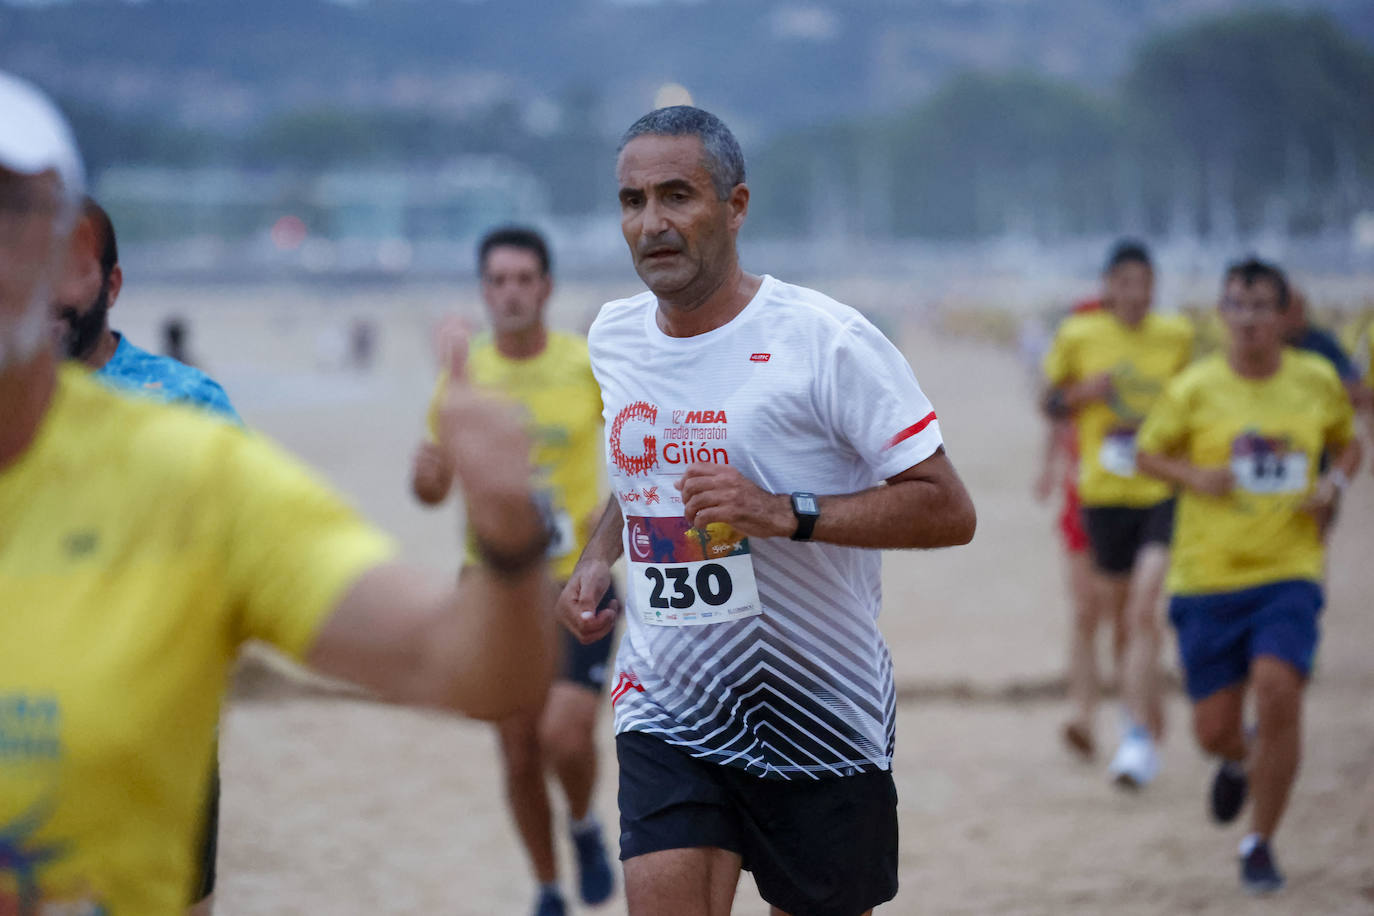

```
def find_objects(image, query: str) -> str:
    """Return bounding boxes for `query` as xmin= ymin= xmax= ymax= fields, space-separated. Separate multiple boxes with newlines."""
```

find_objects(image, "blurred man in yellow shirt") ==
xmin=0 ymin=71 xmax=555 ymax=914
xmin=1137 ymin=258 xmax=1359 ymax=895
xmin=1042 ymin=240 xmax=1193 ymax=787
xmin=412 ymin=228 xmax=615 ymax=916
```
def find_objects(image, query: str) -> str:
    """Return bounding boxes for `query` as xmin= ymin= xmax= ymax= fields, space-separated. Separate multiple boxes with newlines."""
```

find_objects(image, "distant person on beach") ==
xmin=1280 ymin=288 xmax=1363 ymax=403
xmin=1278 ymin=288 xmax=1366 ymax=538
xmin=54 ymin=197 xmax=236 ymax=422
xmin=1034 ymin=297 xmax=1126 ymax=761
xmin=1136 ymin=257 xmax=1360 ymax=894
xmin=162 ymin=315 xmax=197 ymax=367
xmin=1042 ymin=240 xmax=1193 ymax=789
xmin=349 ymin=317 xmax=376 ymax=371
xmin=412 ymin=227 xmax=617 ymax=916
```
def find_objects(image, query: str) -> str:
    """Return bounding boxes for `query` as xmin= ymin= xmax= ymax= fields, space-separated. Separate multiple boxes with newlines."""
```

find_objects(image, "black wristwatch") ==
xmin=789 ymin=492 xmax=820 ymax=541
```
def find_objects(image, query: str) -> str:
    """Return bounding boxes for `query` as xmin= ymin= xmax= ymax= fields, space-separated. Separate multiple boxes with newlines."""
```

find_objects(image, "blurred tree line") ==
xmin=750 ymin=10 xmax=1374 ymax=239
xmin=64 ymin=9 xmax=1374 ymax=239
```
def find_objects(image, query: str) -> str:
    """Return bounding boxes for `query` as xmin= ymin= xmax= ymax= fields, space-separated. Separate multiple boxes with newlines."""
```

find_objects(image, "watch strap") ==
xmin=789 ymin=492 xmax=819 ymax=541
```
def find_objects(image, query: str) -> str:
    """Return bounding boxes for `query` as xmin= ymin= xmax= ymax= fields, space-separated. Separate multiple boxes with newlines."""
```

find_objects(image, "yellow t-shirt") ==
xmin=1044 ymin=310 xmax=1194 ymax=507
xmin=0 ymin=367 xmax=395 ymax=913
xmin=429 ymin=331 xmax=604 ymax=580
xmin=1137 ymin=351 xmax=1355 ymax=596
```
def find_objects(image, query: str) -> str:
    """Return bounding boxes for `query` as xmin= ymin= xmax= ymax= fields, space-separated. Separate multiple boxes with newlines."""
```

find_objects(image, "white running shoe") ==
xmin=1108 ymin=726 xmax=1159 ymax=790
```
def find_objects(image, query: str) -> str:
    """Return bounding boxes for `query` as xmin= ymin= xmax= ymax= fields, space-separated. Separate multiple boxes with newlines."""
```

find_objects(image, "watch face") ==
xmin=796 ymin=495 xmax=818 ymax=515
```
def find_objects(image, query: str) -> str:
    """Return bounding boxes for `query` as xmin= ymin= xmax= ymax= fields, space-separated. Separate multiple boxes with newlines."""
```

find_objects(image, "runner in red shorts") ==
xmin=1036 ymin=298 xmax=1124 ymax=759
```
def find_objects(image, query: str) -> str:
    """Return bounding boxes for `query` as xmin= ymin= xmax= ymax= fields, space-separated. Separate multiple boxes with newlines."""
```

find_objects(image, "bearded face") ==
xmin=55 ymin=272 xmax=110 ymax=360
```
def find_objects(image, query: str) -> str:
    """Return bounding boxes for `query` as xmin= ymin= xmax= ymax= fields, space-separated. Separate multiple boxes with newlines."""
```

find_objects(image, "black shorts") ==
xmin=1081 ymin=499 xmax=1175 ymax=576
xmin=558 ymin=585 xmax=617 ymax=692
xmin=616 ymin=731 xmax=898 ymax=916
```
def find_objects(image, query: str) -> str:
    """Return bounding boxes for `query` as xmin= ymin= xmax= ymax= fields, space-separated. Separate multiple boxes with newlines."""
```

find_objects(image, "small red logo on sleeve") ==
xmin=885 ymin=411 xmax=938 ymax=449
xmin=750 ymin=353 xmax=771 ymax=362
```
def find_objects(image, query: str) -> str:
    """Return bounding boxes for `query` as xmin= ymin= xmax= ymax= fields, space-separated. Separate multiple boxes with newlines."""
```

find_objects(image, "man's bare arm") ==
xmin=1042 ymin=374 xmax=1113 ymax=418
xmin=307 ymin=559 xmax=555 ymax=720
xmin=309 ymin=326 xmax=557 ymax=718
xmin=1301 ymin=438 xmax=1361 ymax=513
xmin=1034 ymin=420 xmax=1071 ymax=502
xmin=678 ymin=446 xmax=976 ymax=550
xmin=556 ymin=496 xmax=625 ymax=644
xmin=576 ymin=495 xmax=626 ymax=567
xmin=1136 ymin=449 xmax=1234 ymax=497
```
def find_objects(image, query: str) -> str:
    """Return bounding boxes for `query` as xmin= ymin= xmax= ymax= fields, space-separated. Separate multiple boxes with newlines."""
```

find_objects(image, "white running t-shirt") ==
xmin=590 ymin=275 xmax=943 ymax=779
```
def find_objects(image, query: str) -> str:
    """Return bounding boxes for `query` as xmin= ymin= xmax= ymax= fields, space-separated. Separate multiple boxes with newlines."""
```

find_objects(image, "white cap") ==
xmin=0 ymin=70 xmax=84 ymax=200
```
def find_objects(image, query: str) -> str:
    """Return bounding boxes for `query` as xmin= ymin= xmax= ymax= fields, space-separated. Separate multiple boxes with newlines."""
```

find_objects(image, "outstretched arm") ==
xmin=308 ymin=555 xmax=555 ymax=720
xmin=307 ymin=333 xmax=556 ymax=719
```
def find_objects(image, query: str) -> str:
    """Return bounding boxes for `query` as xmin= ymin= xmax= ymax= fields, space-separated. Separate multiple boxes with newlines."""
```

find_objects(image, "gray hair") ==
xmin=619 ymin=106 xmax=746 ymax=200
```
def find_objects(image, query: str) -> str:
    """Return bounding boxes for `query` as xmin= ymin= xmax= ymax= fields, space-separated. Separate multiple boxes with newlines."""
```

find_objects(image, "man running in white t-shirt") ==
xmin=556 ymin=106 xmax=977 ymax=916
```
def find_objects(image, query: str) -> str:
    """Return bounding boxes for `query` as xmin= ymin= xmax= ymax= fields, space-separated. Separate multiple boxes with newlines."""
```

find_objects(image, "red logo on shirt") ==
xmin=683 ymin=411 xmax=726 ymax=424
xmin=750 ymin=353 xmax=771 ymax=362
xmin=609 ymin=401 xmax=659 ymax=476
xmin=611 ymin=669 xmax=645 ymax=706
xmin=885 ymin=411 xmax=938 ymax=450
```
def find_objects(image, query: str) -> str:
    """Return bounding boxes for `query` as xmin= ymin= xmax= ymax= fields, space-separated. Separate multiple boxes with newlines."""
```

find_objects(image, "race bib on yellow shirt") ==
xmin=625 ymin=516 xmax=762 ymax=627
xmin=1099 ymin=426 xmax=1139 ymax=477
xmin=1230 ymin=433 xmax=1308 ymax=494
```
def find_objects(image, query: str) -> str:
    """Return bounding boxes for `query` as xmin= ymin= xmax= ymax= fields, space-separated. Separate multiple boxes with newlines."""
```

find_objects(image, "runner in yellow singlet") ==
xmin=1136 ymin=258 xmax=1359 ymax=895
xmin=412 ymin=228 xmax=615 ymax=916
xmin=1042 ymin=240 xmax=1193 ymax=788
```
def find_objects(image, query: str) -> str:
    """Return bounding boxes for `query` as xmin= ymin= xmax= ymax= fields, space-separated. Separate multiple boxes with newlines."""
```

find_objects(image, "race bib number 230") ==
xmin=625 ymin=516 xmax=762 ymax=627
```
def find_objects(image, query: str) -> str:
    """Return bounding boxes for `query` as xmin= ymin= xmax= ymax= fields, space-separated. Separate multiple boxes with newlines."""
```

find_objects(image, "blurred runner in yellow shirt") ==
xmin=1042 ymin=240 xmax=1193 ymax=788
xmin=0 ymin=72 xmax=555 ymax=914
xmin=1137 ymin=258 xmax=1359 ymax=896
xmin=412 ymin=228 xmax=615 ymax=916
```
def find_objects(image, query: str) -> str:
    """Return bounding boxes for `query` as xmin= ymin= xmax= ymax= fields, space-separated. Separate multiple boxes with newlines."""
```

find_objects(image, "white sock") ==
xmin=1238 ymin=833 xmax=1264 ymax=857
xmin=539 ymin=881 xmax=561 ymax=898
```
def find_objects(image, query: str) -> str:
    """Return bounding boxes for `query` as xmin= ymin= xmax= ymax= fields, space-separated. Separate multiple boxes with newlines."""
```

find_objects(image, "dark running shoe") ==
xmin=572 ymin=822 xmax=615 ymax=905
xmin=1209 ymin=759 xmax=1247 ymax=824
xmin=533 ymin=886 xmax=566 ymax=916
xmin=1240 ymin=839 xmax=1286 ymax=895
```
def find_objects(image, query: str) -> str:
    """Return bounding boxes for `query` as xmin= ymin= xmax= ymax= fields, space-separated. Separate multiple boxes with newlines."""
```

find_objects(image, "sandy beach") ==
xmin=107 ymin=281 xmax=1374 ymax=915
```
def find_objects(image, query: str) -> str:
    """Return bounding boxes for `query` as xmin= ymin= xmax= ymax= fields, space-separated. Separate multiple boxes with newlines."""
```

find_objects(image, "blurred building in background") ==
xmin=4 ymin=0 xmax=1373 ymax=285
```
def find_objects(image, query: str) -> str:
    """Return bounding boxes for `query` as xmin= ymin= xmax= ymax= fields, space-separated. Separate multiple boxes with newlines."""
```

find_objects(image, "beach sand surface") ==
xmin=108 ymin=282 xmax=1374 ymax=915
